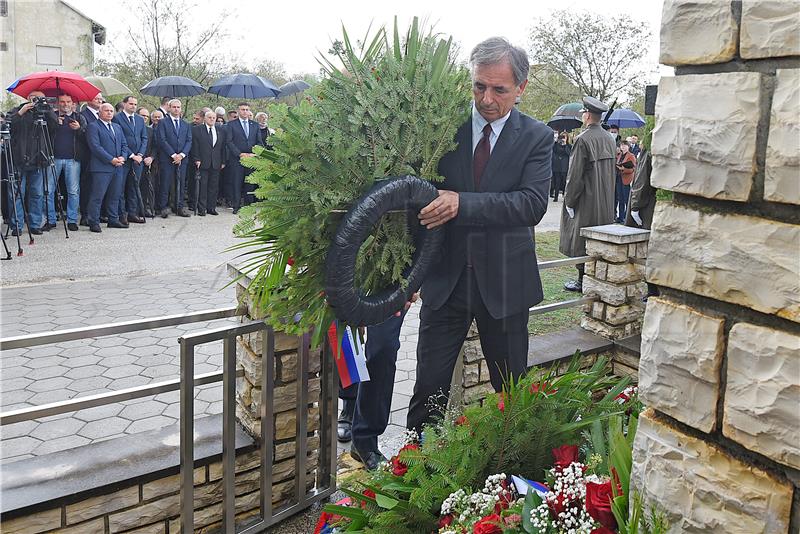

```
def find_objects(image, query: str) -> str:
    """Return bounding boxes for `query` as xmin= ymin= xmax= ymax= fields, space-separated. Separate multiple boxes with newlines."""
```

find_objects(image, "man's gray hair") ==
xmin=168 ymin=98 xmax=181 ymax=107
xmin=470 ymin=37 xmax=530 ymax=86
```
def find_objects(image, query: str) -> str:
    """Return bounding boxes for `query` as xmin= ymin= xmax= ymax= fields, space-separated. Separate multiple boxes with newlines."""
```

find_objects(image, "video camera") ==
xmin=30 ymin=95 xmax=54 ymax=122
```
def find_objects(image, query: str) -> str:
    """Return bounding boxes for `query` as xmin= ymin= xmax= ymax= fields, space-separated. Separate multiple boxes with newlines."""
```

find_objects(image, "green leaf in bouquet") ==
xmin=322 ymin=503 xmax=367 ymax=521
xmin=521 ymin=490 xmax=542 ymax=533
xmin=375 ymin=492 xmax=401 ymax=510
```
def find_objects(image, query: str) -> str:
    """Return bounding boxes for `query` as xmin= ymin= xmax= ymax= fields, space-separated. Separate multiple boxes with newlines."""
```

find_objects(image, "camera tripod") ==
xmin=32 ymin=118 xmax=70 ymax=239
xmin=1 ymin=126 xmax=29 ymax=257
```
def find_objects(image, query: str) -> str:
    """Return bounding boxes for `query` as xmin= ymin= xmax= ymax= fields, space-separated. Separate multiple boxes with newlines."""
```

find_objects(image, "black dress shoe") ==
xmin=128 ymin=215 xmax=146 ymax=224
xmin=100 ymin=216 xmax=108 ymax=223
xmin=350 ymin=447 xmax=387 ymax=472
xmin=144 ymin=210 xmax=154 ymax=218
xmin=68 ymin=223 xmax=79 ymax=231
xmin=564 ymin=280 xmax=582 ymax=292
xmin=232 ymin=208 xmax=240 ymax=215
xmin=198 ymin=211 xmax=206 ymax=216
xmin=90 ymin=224 xmax=102 ymax=233
xmin=10 ymin=228 xmax=21 ymax=236
xmin=119 ymin=215 xmax=129 ymax=226
xmin=46 ymin=222 xmax=57 ymax=230
xmin=207 ymin=210 xmax=218 ymax=216
xmin=30 ymin=227 xmax=43 ymax=235
xmin=108 ymin=220 xmax=129 ymax=229
xmin=40 ymin=224 xmax=51 ymax=232
xmin=178 ymin=208 xmax=191 ymax=217
xmin=80 ymin=217 xmax=89 ymax=227
xmin=337 ymin=410 xmax=353 ymax=443
xmin=160 ymin=208 xmax=169 ymax=218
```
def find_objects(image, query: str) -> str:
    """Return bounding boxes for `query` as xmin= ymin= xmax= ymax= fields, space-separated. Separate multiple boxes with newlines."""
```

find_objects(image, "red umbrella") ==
xmin=9 ymin=71 xmax=101 ymax=102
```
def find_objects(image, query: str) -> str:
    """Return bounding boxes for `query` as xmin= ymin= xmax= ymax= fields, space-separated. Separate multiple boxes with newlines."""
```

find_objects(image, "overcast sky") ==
xmin=69 ymin=0 xmax=666 ymax=81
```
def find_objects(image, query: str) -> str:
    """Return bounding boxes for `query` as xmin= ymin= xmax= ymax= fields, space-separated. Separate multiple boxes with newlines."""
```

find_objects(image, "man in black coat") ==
xmin=551 ymin=132 xmax=571 ymax=202
xmin=406 ymin=37 xmax=552 ymax=433
xmin=190 ymin=110 xmax=228 ymax=216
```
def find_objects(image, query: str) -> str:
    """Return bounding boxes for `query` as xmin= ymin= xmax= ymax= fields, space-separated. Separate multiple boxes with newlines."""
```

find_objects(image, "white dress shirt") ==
xmin=471 ymin=103 xmax=511 ymax=155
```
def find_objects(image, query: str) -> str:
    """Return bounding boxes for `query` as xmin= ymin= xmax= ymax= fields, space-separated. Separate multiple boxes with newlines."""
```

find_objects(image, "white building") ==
xmin=1 ymin=0 xmax=105 ymax=98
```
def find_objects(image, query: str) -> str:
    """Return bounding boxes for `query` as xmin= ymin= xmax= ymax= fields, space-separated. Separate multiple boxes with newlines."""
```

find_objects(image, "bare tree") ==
xmin=528 ymin=10 xmax=653 ymax=103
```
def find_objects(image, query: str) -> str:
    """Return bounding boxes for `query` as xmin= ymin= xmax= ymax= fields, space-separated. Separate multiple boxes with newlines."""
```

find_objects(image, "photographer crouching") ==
xmin=7 ymin=90 xmax=58 ymax=236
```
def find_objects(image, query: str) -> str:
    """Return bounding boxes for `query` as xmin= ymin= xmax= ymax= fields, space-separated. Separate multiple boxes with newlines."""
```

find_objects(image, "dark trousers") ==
xmin=338 ymin=313 xmax=405 ymax=453
xmin=407 ymin=266 xmax=528 ymax=433
xmin=158 ymin=158 xmax=187 ymax=211
xmin=615 ymin=175 xmax=630 ymax=223
xmin=551 ymin=172 xmax=566 ymax=201
xmin=228 ymin=162 xmax=251 ymax=209
xmin=79 ymin=160 xmax=92 ymax=218
xmin=121 ymin=159 xmax=144 ymax=217
xmin=88 ymin=170 xmax=124 ymax=226
xmin=197 ymin=168 xmax=220 ymax=213
xmin=140 ymin=165 xmax=157 ymax=214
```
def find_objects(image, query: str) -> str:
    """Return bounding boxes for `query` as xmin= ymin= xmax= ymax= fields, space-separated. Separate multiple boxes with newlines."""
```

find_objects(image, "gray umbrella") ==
xmin=278 ymin=80 xmax=311 ymax=104
xmin=140 ymin=76 xmax=205 ymax=97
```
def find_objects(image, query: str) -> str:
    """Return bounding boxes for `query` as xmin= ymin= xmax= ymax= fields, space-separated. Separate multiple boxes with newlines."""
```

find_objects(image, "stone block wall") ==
xmin=1 ymin=449 xmax=315 ymax=534
xmin=632 ymin=2 xmax=800 ymax=532
xmin=580 ymin=225 xmax=650 ymax=340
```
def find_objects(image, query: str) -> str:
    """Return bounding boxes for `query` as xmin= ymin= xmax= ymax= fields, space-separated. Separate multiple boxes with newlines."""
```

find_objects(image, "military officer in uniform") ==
xmin=559 ymin=96 xmax=616 ymax=291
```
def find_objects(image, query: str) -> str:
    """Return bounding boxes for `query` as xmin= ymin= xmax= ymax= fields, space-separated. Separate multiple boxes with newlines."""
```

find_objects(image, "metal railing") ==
xmin=531 ymin=255 xmax=595 ymax=315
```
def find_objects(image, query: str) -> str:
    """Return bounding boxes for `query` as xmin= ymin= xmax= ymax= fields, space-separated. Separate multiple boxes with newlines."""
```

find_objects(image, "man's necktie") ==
xmin=243 ymin=120 xmax=249 ymax=138
xmin=128 ymin=115 xmax=134 ymax=126
xmin=208 ymin=126 xmax=215 ymax=146
xmin=174 ymin=119 xmax=179 ymax=133
xmin=473 ymin=123 xmax=492 ymax=189
xmin=106 ymin=122 xmax=114 ymax=138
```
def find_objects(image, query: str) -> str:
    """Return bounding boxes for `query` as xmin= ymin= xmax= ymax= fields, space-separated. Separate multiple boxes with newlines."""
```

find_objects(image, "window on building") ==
xmin=0 ymin=0 xmax=8 ymax=17
xmin=36 ymin=45 xmax=62 ymax=66
xmin=0 ymin=42 xmax=7 ymax=52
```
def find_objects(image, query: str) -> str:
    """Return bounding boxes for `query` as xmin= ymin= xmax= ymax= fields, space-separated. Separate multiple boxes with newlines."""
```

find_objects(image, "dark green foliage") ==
xmin=230 ymin=18 xmax=471 ymax=343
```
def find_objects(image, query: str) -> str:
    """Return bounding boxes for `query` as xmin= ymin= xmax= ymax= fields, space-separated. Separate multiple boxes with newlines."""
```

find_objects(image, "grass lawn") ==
xmin=529 ymin=231 xmax=584 ymax=336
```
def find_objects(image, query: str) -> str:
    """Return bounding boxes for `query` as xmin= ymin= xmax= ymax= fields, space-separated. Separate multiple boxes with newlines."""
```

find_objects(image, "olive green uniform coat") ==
xmin=559 ymin=123 xmax=616 ymax=257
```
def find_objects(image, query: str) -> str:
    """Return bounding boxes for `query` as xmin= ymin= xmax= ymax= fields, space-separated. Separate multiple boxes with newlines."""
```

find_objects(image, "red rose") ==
xmin=438 ymin=514 xmax=454 ymax=528
xmin=455 ymin=415 xmax=468 ymax=426
xmin=390 ymin=456 xmax=407 ymax=476
xmin=399 ymin=443 xmax=419 ymax=453
xmin=472 ymin=513 xmax=503 ymax=534
xmin=551 ymin=445 xmax=579 ymax=470
xmin=287 ymin=256 xmax=295 ymax=266
xmin=362 ymin=489 xmax=375 ymax=499
xmin=585 ymin=480 xmax=617 ymax=530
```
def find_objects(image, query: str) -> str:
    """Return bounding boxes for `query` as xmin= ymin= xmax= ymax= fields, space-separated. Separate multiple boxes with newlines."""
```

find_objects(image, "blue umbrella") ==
xmin=140 ymin=76 xmax=205 ymax=97
xmin=602 ymin=108 xmax=645 ymax=128
xmin=208 ymin=73 xmax=281 ymax=99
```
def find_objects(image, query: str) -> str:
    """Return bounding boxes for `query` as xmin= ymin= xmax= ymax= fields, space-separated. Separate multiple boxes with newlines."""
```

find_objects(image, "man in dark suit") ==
xmin=113 ymin=95 xmax=148 ymax=224
xmin=225 ymin=102 xmax=260 ymax=214
xmin=406 ymin=37 xmax=552 ymax=433
xmin=79 ymin=92 xmax=103 ymax=226
xmin=190 ymin=110 xmax=228 ymax=216
xmin=155 ymin=98 xmax=192 ymax=217
xmin=86 ymin=103 xmax=130 ymax=233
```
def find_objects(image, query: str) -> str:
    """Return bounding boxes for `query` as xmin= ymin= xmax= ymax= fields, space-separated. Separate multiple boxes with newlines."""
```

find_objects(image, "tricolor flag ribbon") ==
xmin=327 ymin=322 xmax=370 ymax=388
xmin=511 ymin=475 xmax=549 ymax=497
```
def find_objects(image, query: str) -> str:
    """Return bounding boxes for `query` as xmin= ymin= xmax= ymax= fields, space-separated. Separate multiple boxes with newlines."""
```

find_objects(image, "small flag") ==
xmin=327 ymin=322 xmax=369 ymax=388
xmin=512 ymin=475 xmax=549 ymax=497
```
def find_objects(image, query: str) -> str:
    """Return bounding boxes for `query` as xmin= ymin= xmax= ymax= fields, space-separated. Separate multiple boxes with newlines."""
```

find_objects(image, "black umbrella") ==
xmin=140 ymin=76 xmax=205 ymax=97
xmin=547 ymin=102 xmax=583 ymax=132
xmin=208 ymin=73 xmax=281 ymax=99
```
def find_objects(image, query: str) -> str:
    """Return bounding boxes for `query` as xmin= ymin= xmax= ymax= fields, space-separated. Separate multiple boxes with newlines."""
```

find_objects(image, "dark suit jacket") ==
xmin=81 ymin=107 xmax=100 ymax=125
xmin=191 ymin=124 xmax=228 ymax=170
xmin=225 ymin=119 xmax=260 ymax=163
xmin=112 ymin=112 xmax=148 ymax=156
xmin=87 ymin=121 xmax=130 ymax=173
xmin=422 ymin=108 xmax=552 ymax=319
xmin=156 ymin=116 xmax=192 ymax=161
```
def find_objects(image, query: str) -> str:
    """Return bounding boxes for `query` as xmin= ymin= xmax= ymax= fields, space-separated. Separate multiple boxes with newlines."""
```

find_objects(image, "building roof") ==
xmin=59 ymin=0 xmax=106 ymax=45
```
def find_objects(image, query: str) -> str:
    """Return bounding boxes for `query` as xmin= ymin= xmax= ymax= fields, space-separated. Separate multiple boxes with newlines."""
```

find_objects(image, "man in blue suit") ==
xmin=225 ymin=102 xmax=260 ymax=214
xmin=79 ymin=92 xmax=103 ymax=226
xmin=86 ymin=103 xmax=130 ymax=233
xmin=156 ymin=99 xmax=192 ymax=217
xmin=113 ymin=95 xmax=148 ymax=224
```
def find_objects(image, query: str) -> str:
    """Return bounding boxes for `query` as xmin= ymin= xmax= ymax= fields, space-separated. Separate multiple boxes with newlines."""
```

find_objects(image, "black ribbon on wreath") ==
xmin=324 ymin=175 xmax=444 ymax=326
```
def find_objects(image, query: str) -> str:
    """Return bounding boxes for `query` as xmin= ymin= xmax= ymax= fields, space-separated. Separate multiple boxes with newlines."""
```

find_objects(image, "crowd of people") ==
xmin=1 ymin=92 xmax=272 ymax=236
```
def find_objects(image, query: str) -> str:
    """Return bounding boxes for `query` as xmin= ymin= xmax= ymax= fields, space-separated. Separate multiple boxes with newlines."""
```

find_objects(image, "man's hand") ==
xmin=419 ymin=190 xmax=458 ymax=229
xmin=68 ymin=119 xmax=81 ymax=131
xmin=566 ymin=207 xmax=575 ymax=219
xmin=241 ymin=152 xmax=255 ymax=158
xmin=144 ymin=156 xmax=153 ymax=166
xmin=631 ymin=211 xmax=643 ymax=226
xmin=394 ymin=292 xmax=419 ymax=317
xmin=112 ymin=157 xmax=124 ymax=166
xmin=175 ymin=153 xmax=184 ymax=163
xmin=17 ymin=103 xmax=34 ymax=116
xmin=131 ymin=154 xmax=143 ymax=164
xmin=195 ymin=160 xmax=201 ymax=168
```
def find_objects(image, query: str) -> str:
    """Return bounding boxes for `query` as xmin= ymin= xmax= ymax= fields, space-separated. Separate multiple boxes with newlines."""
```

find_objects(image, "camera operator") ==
xmin=7 ymin=90 xmax=58 ymax=236
xmin=48 ymin=94 xmax=87 ymax=231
